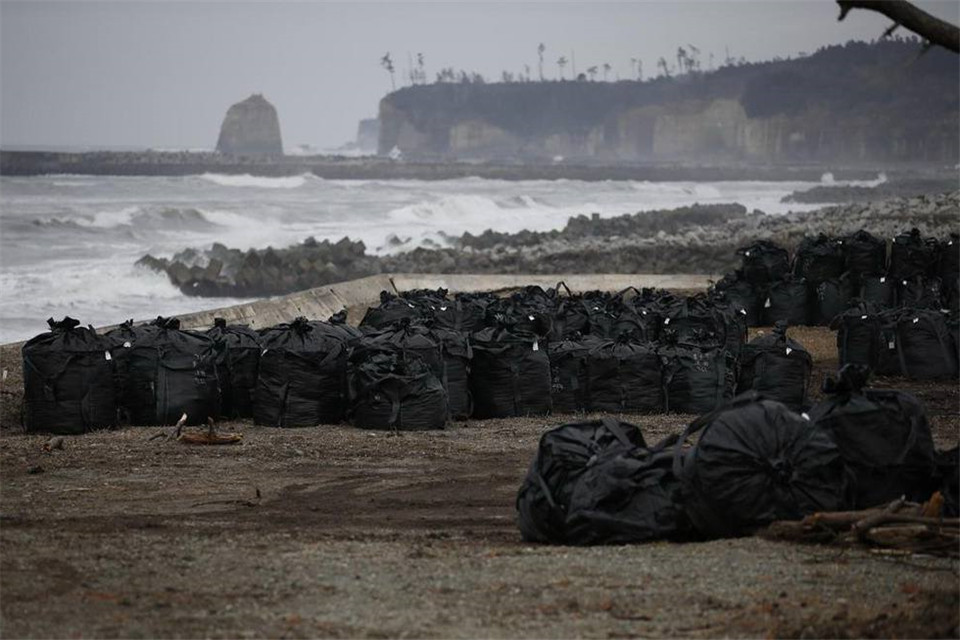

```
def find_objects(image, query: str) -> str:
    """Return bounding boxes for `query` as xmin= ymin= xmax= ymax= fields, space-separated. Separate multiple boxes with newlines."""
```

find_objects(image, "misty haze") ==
xmin=1 ymin=1 xmax=959 ymax=638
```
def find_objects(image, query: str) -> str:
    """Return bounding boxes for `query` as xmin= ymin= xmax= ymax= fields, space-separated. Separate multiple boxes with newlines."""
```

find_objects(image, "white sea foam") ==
xmin=199 ymin=173 xmax=311 ymax=189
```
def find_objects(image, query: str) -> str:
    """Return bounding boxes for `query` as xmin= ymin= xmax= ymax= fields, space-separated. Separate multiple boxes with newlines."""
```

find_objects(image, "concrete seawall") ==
xmin=0 ymin=272 xmax=717 ymax=430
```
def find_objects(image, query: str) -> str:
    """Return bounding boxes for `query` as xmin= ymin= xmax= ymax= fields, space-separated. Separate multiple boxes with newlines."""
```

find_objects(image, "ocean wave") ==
xmin=386 ymin=193 xmax=554 ymax=227
xmin=52 ymin=180 xmax=97 ymax=188
xmin=198 ymin=173 xmax=311 ymax=189
xmin=0 ymin=260 xmax=252 ymax=343
xmin=33 ymin=206 xmax=225 ymax=232
xmin=821 ymin=172 xmax=887 ymax=188
xmin=629 ymin=181 xmax=724 ymax=199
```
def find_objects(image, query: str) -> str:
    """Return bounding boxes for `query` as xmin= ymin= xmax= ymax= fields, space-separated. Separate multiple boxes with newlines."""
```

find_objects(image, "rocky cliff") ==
xmin=378 ymin=40 xmax=959 ymax=164
xmin=216 ymin=94 xmax=284 ymax=155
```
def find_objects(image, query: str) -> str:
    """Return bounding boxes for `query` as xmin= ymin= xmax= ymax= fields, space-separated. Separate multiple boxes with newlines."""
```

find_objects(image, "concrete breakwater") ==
xmin=139 ymin=194 xmax=960 ymax=299
xmin=0 ymin=150 xmax=885 ymax=181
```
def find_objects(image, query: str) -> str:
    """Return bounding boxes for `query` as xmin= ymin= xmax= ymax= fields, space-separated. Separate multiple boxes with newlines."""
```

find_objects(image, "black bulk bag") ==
xmin=564 ymin=434 xmax=692 ymax=545
xmin=737 ymin=321 xmax=812 ymax=411
xmin=254 ymin=317 xmax=350 ymax=427
xmin=359 ymin=291 xmax=427 ymax=332
xmin=840 ymin=230 xmax=886 ymax=279
xmin=945 ymin=277 xmax=960 ymax=314
xmin=585 ymin=336 xmax=664 ymax=414
xmin=793 ymin=233 xmax=844 ymax=285
xmin=348 ymin=347 xmax=448 ymax=431
xmin=831 ymin=302 xmax=882 ymax=370
xmin=362 ymin=320 xmax=444 ymax=381
xmin=408 ymin=288 xmax=473 ymax=333
xmin=470 ymin=326 xmax=552 ymax=418
xmin=711 ymin=298 xmax=748 ymax=358
xmin=326 ymin=310 xmax=363 ymax=341
xmin=939 ymin=233 xmax=960 ymax=283
xmin=484 ymin=295 xmax=554 ymax=338
xmin=712 ymin=271 xmax=763 ymax=327
xmin=874 ymin=309 xmax=904 ymax=377
xmin=613 ymin=300 xmax=662 ymax=343
xmin=660 ymin=296 xmax=728 ymax=351
xmin=108 ymin=317 xmax=219 ymax=426
xmin=813 ymin=274 xmax=855 ymax=326
xmin=809 ymin=365 xmax=936 ymax=508
xmin=893 ymin=310 xmax=958 ymax=380
xmin=548 ymin=335 xmax=599 ymax=413
xmin=516 ymin=417 xmax=646 ymax=544
xmin=598 ymin=288 xmax=660 ymax=342
xmin=737 ymin=240 xmax=790 ymax=286
xmin=400 ymin=287 xmax=448 ymax=312
xmin=661 ymin=346 xmax=737 ymax=415
xmin=23 ymin=317 xmax=117 ymax=434
xmin=549 ymin=282 xmax=592 ymax=341
xmin=451 ymin=291 xmax=499 ymax=333
xmin=949 ymin=313 xmax=960 ymax=364
xmin=206 ymin=318 xmax=260 ymax=419
xmin=434 ymin=328 xmax=473 ymax=420
xmin=895 ymin=276 xmax=941 ymax=310
xmin=584 ymin=299 xmax=619 ymax=339
xmin=938 ymin=234 xmax=959 ymax=310
xmin=674 ymin=394 xmax=846 ymax=538
xmin=364 ymin=320 xmax=472 ymax=418
xmin=764 ymin=276 xmax=810 ymax=326
xmin=858 ymin=274 xmax=895 ymax=309
xmin=889 ymin=228 xmax=938 ymax=281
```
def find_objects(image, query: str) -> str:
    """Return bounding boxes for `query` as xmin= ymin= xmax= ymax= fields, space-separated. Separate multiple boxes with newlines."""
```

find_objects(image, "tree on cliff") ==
xmin=603 ymin=63 xmax=611 ymax=81
xmin=557 ymin=56 xmax=568 ymax=80
xmin=380 ymin=52 xmax=396 ymax=90
xmin=538 ymin=43 xmax=546 ymax=81
xmin=657 ymin=56 xmax=670 ymax=77
xmin=586 ymin=66 xmax=598 ymax=81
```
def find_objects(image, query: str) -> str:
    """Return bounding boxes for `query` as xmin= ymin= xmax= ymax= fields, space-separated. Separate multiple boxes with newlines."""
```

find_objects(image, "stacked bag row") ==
xmin=517 ymin=365 xmax=957 ymax=545
xmin=714 ymin=229 xmax=959 ymax=327
xmin=23 ymin=282 xmax=817 ymax=434
xmin=359 ymin=284 xmax=761 ymax=419
xmin=832 ymin=301 xmax=959 ymax=380
xmin=22 ymin=314 xmax=358 ymax=434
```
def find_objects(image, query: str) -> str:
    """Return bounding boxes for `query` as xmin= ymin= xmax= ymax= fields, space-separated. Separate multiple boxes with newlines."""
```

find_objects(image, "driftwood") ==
xmin=148 ymin=413 xmax=188 ymax=441
xmin=763 ymin=494 xmax=959 ymax=558
xmin=837 ymin=0 xmax=960 ymax=54
xmin=148 ymin=414 xmax=242 ymax=445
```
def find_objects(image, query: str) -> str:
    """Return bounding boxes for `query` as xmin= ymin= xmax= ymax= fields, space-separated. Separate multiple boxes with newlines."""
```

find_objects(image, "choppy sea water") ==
xmin=0 ymin=172 xmax=880 ymax=343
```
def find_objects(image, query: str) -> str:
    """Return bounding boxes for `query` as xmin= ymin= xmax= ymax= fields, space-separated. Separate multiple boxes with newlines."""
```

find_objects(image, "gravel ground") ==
xmin=1 ymin=326 xmax=958 ymax=638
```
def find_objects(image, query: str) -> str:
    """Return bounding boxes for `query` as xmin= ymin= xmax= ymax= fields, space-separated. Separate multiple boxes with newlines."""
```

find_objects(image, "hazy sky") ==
xmin=2 ymin=1 xmax=958 ymax=151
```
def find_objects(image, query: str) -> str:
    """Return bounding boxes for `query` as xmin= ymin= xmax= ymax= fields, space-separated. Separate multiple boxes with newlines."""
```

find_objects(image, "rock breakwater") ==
xmin=138 ymin=192 xmax=960 ymax=298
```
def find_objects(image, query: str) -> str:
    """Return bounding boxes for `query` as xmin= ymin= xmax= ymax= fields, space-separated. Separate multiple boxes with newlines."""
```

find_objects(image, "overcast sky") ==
xmin=2 ymin=1 xmax=957 ymax=151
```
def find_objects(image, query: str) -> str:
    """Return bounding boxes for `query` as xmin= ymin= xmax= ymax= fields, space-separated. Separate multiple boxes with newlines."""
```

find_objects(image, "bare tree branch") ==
xmin=837 ymin=0 xmax=960 ymax=53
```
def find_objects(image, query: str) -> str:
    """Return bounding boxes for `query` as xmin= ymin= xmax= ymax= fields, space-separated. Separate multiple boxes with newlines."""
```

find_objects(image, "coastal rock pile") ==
xmin=137 ymin=192 xmax=960 ymax=299
xmin=138 ymin=237 xmax=378 ymax=297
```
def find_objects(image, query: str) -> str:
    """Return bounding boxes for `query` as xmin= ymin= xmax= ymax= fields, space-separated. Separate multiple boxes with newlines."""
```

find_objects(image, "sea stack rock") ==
xmin=216 ymin=94 xmax=284 ymax=155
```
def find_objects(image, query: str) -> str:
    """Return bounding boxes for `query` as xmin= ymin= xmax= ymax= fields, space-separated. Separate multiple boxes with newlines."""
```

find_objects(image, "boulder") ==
xmin=216 ymin=94 xmax=284 ymax=156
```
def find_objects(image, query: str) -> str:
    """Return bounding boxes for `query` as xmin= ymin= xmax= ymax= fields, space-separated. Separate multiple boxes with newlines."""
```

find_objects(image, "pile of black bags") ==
xmin=19 ymin=279 xmax=782 ymax=433
xmin=714 ymin=228 xmax=959 ymax=381
xmin=517 ymin=366 xmax=954 ymax=545
xmin=715 ymin=229 xmax=958 ymax=328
